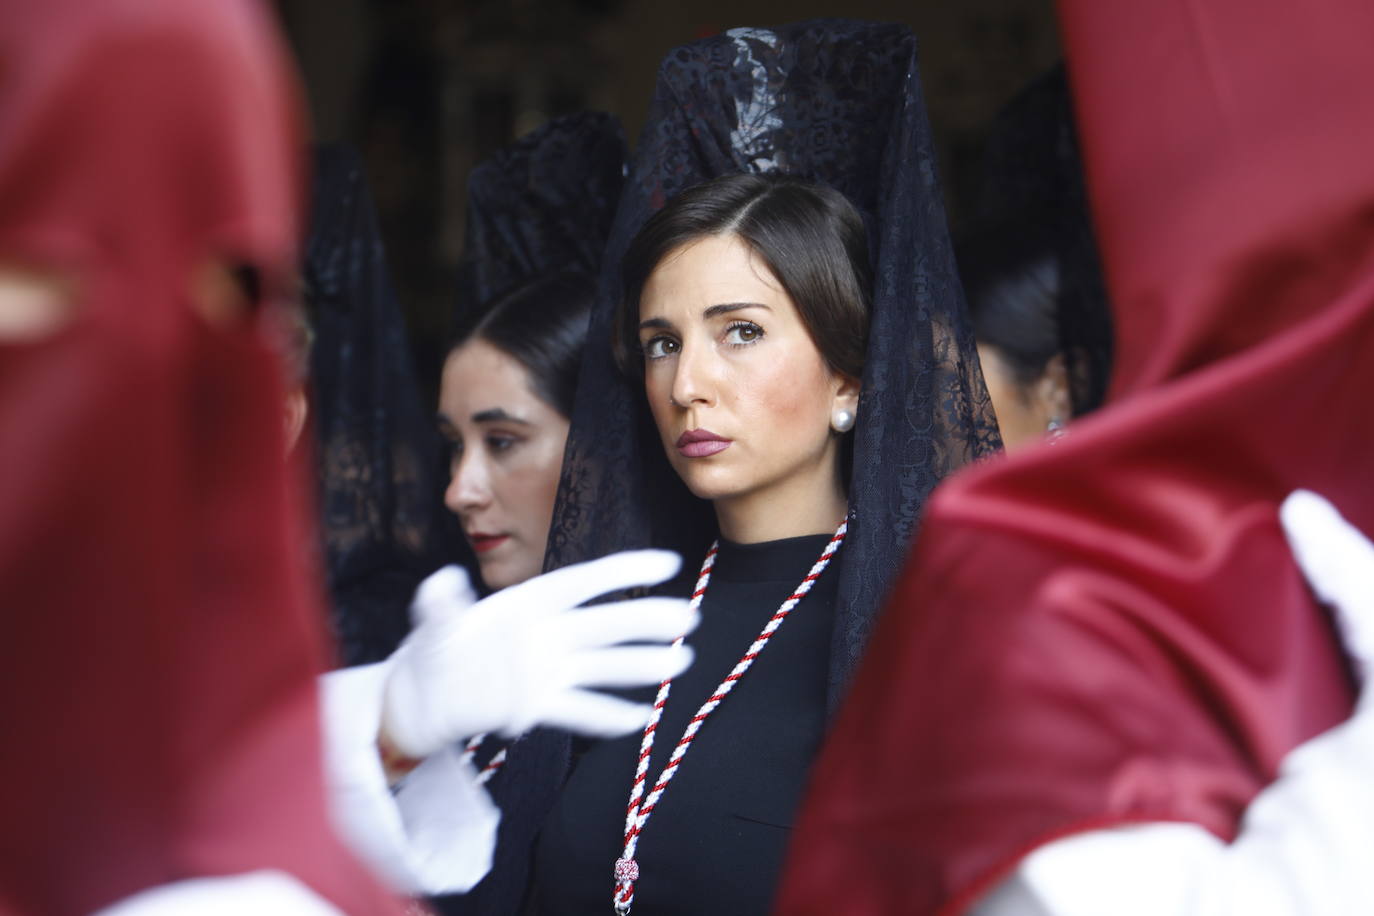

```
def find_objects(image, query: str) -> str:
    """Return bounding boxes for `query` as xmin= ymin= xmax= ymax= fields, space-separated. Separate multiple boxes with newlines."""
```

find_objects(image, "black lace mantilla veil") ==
xmin=304 ymin=145 xmax=460 ymax=666
xmin=975 ymin=65 xmax=1113 ymax=415
xmin=544 ymin=20 xmax=1001 ymax=710
xmin=452 ymin=112 xmax=629 ymax=331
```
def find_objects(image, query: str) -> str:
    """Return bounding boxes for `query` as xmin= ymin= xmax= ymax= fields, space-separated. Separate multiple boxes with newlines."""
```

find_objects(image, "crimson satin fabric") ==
xmin=776 ymin=1 xmax=1374 ymax=913
xmin=0 ymin=2 xmax=403 ymax=913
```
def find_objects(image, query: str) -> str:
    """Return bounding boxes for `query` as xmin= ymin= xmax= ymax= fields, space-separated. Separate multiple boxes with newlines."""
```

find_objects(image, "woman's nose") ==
xmin=444 ymin=449 xmax=491 ymax=515
xmin=670 ymin=341 xmax=717 ymax=408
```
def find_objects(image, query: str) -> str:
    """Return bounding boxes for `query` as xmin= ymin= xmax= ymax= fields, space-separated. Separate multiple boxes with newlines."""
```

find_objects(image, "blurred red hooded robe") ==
xmin=777 ymin=0 xmax=1374 ymax=913
xmin=0 ymin=1 xmax=407 ymax=913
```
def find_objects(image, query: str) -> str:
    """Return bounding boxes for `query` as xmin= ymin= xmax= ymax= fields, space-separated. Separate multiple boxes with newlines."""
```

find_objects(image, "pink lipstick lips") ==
xmin=676 ymin=428 xmax=732 ymax=458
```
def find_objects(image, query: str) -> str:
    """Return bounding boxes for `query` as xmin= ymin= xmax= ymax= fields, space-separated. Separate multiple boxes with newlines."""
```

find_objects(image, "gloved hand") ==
xmin=382 ymin=550 xmax=697 ymax=759
xmin=1280 ymin=489 xmax=1374 ymax=699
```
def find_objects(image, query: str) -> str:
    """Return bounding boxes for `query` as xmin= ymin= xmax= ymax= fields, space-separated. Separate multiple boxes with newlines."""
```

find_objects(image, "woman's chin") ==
xmin=477 ymin=553 xmax=537 ymax=591
xmin=677 ymin=467 xmax=753 ymax=503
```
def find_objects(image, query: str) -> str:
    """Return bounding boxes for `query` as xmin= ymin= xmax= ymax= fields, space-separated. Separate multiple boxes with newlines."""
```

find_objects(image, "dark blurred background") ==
xmin=275 ymin=0 xmax=1059 ymax=395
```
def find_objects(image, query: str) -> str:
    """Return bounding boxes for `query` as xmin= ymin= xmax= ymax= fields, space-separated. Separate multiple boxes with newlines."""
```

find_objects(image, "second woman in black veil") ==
xmin=531 ymin=20 xmax=999 ymax=915
xmin=305 ymin=123 xmax=698 ymax=911
xmin=435 ymin=113 xmax=630 ymax=916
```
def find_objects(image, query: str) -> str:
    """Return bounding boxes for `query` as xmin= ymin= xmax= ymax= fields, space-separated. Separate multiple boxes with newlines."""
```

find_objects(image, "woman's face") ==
xmin=637 ymin=233 xmax=858 ymax=527
xmin=976 ymin=342 xmax=1069 ymax=453
xmin=439 ymin=339 xmax=571 ymax=590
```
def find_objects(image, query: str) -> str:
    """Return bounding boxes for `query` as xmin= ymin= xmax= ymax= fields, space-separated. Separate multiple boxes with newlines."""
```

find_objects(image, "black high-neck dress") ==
xmin=531 ymin=533 xmax=843 ymax=915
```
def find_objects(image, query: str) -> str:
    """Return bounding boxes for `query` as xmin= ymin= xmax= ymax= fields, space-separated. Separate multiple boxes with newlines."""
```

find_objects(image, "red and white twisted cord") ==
xmin=617 ymin=544 xmax=718 ymax=848
xmin=459 ymin=733 xmax=508 ymax=786
xmin=612 ymin=520 xmax=848 ymax=914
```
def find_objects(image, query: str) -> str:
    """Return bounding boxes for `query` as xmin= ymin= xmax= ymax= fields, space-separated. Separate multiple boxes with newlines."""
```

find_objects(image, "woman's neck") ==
xmin=713 ymin=476 xmax=847 ymax=545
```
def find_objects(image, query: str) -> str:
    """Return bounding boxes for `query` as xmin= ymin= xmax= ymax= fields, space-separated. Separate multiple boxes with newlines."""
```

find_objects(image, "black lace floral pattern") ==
xmin=305 ymin=144 xmax=459 ymax=665
xmin=544 ymin=19 xmax=1001 ymax=711
xmin=452 ymin=112 xmax=629 ymax=332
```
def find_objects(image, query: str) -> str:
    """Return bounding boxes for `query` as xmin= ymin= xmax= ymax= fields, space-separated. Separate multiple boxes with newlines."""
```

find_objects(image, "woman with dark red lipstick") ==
xmin=439 ymin=270 xmax=595 ymax=591
xmin=529 ymin=21 xmax=998 ymax=916
xmin=427 ymin=114 xmax=631 ymax=916
xmin=440 ymin=112 xmax=626 ymax=596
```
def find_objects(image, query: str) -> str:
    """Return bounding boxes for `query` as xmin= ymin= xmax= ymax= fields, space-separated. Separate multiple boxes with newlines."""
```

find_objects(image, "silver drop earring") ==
xmin=1046 ymin=417 xmax=1066 ymax=442
xmin=832 ymin=408 xmax=855 ymax=433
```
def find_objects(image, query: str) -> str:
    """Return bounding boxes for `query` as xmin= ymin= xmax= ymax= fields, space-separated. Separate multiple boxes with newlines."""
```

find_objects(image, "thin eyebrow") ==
xmin=471 ymin=407 xmax=533 ymax=426
xmin=703 ymin=302 xmax=771 ymax=319
xmin=638 ymin=302 xmax=771 ymax=334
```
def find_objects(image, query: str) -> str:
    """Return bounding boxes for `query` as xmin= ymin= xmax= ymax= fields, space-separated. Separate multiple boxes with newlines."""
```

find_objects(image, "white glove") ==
xmin=382 ymin=550 xmax=697 ymax=759
xmin=322 ymin=663 xmax=499 ymax=895
xmin=91 ymin=871 xmax=344 ymax=916
xmin=1280 ymin=488 xmax=1373 ymax=697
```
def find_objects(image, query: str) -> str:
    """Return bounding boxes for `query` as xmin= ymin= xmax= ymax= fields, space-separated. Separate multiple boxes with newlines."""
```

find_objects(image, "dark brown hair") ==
xmin=615 ymin=172 xmax=871 ymax=379
xmin=956 ymin=217 xmax=1061 ymax=389
xmin=450 ymin=270 xmax=596 ymax=418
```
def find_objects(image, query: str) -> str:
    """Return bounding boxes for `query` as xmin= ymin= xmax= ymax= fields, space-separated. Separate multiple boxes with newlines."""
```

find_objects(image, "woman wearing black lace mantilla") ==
xmin=434 ymin=111 xmax=630 ymax=916
xmin=528 ymin=21 xmax=999 ymax=915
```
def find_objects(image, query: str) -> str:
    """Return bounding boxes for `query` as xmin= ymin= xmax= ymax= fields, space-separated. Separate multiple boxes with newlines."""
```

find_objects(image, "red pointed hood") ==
xmin=0 ymin=2 xmax=403 ymax=912
xmin=778 ymin=1 xmax=1374 ymax=912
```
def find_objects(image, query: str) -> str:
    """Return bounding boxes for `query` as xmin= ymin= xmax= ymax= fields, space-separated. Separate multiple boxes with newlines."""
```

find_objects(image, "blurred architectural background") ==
xmin=275 ymin=0 xmax=1060 ymax=394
